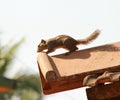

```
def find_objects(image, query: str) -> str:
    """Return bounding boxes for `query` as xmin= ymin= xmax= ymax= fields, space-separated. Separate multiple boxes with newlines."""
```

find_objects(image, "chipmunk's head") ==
xmin=37 ymin=39 xmax=47 ymax=52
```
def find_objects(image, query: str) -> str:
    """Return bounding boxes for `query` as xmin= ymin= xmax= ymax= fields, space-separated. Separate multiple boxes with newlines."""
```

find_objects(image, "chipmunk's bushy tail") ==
xmin=77 ymin=29 xmax=100 ymax=45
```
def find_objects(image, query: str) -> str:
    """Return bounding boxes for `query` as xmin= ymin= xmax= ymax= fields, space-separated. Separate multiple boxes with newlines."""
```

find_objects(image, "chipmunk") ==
xmin=37 ymin=29 xmax=100 ymax=54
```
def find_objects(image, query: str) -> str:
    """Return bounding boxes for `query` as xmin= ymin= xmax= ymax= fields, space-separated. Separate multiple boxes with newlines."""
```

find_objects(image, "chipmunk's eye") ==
xmin=38 ymin=45 xmax=40 ymax=47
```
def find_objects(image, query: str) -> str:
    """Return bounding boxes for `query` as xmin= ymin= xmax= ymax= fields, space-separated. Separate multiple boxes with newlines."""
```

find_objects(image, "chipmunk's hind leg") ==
xmin=64 ymin=39 xmax=78 ymax=55
xmin=65 ymin=46 xmax=78 ymax=55
xmin=69 ymin=46 xmax=78 ymax=52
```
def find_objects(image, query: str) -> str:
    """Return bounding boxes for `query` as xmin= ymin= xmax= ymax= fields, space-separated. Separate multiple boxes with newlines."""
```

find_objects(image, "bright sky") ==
xmin=0 ymin=0 xmax=120 ymax=100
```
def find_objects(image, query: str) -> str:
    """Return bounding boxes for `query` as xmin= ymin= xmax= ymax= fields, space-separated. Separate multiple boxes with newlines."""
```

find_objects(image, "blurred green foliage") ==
xmin=0 ymin=36 xmax=42 ymax=100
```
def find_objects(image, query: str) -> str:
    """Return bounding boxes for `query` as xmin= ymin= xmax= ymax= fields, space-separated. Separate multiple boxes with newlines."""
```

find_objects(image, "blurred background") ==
xmin=0 ymin=0 xmax=120 ymax=100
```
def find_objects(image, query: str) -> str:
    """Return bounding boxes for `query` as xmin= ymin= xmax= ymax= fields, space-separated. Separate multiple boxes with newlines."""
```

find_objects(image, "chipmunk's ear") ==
xmin=41 ymin=39 xmax=46 ymax=43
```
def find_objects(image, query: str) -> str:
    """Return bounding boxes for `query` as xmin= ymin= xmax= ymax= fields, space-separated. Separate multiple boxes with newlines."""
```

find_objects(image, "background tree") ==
xmin=0 ymin=35 xmax=42 ymax=100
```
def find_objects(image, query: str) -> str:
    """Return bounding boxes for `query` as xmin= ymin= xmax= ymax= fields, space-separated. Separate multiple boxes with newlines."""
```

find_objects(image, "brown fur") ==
xmin=37 ymin=29 xmax=100 ymax=54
